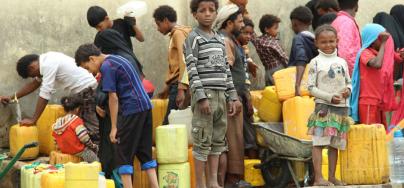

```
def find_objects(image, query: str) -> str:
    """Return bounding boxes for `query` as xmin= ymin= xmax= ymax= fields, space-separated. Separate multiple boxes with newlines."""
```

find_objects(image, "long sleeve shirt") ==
xmin=38 ymin=52 xmax=97 ymax=100
xmin=184 ymin=27 xmax=238 ymax=102
xmin=307 ymin=50 xmax=352 ymax=107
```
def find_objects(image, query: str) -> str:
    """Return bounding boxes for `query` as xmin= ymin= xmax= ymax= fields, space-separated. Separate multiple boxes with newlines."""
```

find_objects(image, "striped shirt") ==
xmin=184 ymin=27 xmax=238 ymax=102
xmin=101 ymin=55 xmax=152 ymax=116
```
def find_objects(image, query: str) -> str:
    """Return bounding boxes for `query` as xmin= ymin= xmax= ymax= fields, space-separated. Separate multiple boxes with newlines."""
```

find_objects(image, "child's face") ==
xmin=266 ymin=23 xmax=279 ymax=37
xmin=315 ymin=30 xmax=338 ymax=54
xmin=193 ymin=1 xmax=217 ymax=28
xmin=291 ymin=19 xmax=300 ymax=34
xmin=155 ymin=18 xmax=171 ymax=35
xmin=80 ymin=57 xmax=101 ymax=76
xmin=27 ymin=61 xmax=41 ymax=78
xmin=238 ymin=26 xmax=253 ymax=45
xmin=95 ymin=17 xmax=113 ymax=32
xmin=317 ymin=8 xmax=337 ymax=17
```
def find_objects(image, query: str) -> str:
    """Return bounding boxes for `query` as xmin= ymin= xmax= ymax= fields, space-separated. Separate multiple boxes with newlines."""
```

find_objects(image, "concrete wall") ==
xmin=0 ymin=0 xmax=402 ymax=147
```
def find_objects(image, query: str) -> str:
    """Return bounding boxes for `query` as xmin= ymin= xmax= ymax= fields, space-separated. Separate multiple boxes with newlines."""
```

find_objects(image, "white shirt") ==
xmin=38 ymin=52 xmax=97 ymax=100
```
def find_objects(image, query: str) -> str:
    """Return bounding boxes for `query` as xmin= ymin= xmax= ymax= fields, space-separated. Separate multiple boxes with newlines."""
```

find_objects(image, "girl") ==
xmin=53 ymin=95 xmax=99 ymax=162
xmin=307 ymin=24 xmax=353 ymax=186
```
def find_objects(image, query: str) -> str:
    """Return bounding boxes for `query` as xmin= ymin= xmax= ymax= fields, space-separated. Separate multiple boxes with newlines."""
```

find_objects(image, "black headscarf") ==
xmin=94 ymin=29 xmax=143 ymax=77
xmin=390 ymin=5 xmax=404 ymax=33
xmin=373 ymin=12 xmax=404 ymax=49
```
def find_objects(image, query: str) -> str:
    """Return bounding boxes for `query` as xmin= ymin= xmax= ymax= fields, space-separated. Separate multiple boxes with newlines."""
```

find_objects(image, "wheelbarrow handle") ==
xmin=24 ymin=142 xmax=38 ymax=149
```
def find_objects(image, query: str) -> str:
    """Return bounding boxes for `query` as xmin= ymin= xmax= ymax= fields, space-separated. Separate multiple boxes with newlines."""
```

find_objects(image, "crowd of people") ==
xmin=1 ymin=0 xmax=404 ymax=187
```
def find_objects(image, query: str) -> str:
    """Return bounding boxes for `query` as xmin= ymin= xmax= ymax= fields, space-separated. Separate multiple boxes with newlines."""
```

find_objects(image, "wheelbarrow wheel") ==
xmin=260 ymin=158 xmax=291 ymax=188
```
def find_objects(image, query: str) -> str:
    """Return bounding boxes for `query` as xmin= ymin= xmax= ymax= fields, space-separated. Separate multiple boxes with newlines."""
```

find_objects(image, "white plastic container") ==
xmin=117 ymin=1 xmax=148 ymax=18
xmin=390 ymin=130 xmax=404 ymax=183
xmin=98 ymin=172 xmax=106 ymax=188
xmin=168 ymin=107 xmax=193 ymax=145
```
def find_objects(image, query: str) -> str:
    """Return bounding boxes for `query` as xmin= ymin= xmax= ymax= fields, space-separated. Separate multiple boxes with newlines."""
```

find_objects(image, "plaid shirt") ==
xmin=251 ymin=34 xmax=288 ymax=70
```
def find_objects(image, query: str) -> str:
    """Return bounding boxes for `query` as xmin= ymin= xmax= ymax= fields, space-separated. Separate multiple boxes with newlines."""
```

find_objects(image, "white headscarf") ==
xmin=213 ymin=4 xmax=240 ymax=30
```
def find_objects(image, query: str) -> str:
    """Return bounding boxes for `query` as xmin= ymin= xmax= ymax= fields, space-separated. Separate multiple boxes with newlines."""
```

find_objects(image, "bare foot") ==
xmin=329 ymin=178 xmax=346 ymax=186
xmin=313 ymin=179 xmax=334 ymax=186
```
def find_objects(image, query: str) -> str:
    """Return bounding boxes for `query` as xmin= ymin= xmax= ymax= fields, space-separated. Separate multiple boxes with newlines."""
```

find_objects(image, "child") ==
xmin=236 ymin=18 xmax=258 ymax=158
xmin=0 ymin=52 xmax=99 ymax=142
xmin=87 ymin=6 xmax=144 ymax=49
xmin=75 ymin=44 xmax=158 ymax=188
xmin=185 ymin=0 xmax=240 ymax=187
xmin=307 ymin=24 xmax=352 ymax=186
xmin=289 ymin=6 xmax=318 ymax=96
xmin=315 ymin=0 xmax=339 ymax=17
xmin=152 ymin=5 xmax=192 ymax=124
xmin=332 ymin=0 xmax=361 ymax=75
xmin=251 ymin=14 xmax=288 ymax=86
xmin=53 ymin=96 xmax=99 ymax=162
xmin=350 ymin=24 xmax=391 ymax=125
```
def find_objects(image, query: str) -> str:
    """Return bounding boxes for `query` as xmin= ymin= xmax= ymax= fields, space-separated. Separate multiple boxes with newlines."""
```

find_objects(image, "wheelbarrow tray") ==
xmin=255 ymin=122 xmax=312 ymax=159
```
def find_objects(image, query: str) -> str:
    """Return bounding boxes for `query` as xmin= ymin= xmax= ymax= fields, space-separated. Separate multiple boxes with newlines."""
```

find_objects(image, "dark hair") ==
xmin=314 ymin=24 xmax=337 ymax=38
xmin=290 ymin=6 xmax=314 ymax=24
xmin=75 ymin=43 xmax=101 ymax=66
xmin=190 ymin=0 xmax=219 ymax=13
xmin=16 ymin=54 xmax=39 ymax=79
xmin=259 ymin=14 xmax=281 ymax=34
xmin=243 ymin=17 xmax=254 ymax=28
xmin=337 ymin=0 xmax=358 ymax=10
xmin=61 ymin=96 xmax=83 ymax=112
xmin=220 ymin=10 xmax=242 ymax=29
xmin=318 ymin=12 xmax=337 ymax=26
xmin=87 ymin=6 xmax=108 ymax=28
xmin=315 ymin=0 xmax=339 ymax=11
xmin=153 ymin=5 xmax=177 ymax=22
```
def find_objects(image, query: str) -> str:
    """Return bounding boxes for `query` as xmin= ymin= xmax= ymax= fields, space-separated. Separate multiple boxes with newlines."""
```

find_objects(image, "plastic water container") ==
xmin=99 ymin=172 xmax=106 ymax=188
xmin=117 ymin=1 xmax=148 ymax=18
xmin=390 ymin=130 xmax=404 ymax=183
xmin=168 ymin=107 xmax=193 ymax=146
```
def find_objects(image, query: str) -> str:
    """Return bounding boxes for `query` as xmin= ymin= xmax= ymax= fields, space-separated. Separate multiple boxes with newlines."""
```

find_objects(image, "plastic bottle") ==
xmin=390 ymin=130 xmax=404 ymax=183
xmin=98 ymin=172 xmax=106 ymax=188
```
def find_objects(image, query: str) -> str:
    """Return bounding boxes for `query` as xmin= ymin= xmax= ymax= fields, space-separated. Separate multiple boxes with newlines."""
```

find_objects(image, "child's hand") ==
xmin=400 ymin=48 xmax=404 ymax=60
xmin=198 ymin=99 xmax=211 ymax=115
xmin=247 ymin=59 xmax=258 ymax=78
xmin=0 ymin=96 xmax=11 ymax=105
xmin=228 ymin=100 xmax=242 ymax=116
xmin=331 ymin=95 xmax=342 ymax=104
xmin=96 ymin=106 xmax=106 ymax=118
xmin=379 ymin=32 xmax=390 ymax=43
xmin=176 ymin=89 xmax=186 ymax=109
xmin=341 ymin=88 xmax=351 ymax=99
xmin=110 ymin=127 xmax=118 ymax=144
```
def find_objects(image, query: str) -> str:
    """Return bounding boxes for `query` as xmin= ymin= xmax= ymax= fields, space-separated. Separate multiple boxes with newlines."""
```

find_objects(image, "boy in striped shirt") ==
xmin=75 ymin=44 xmax=158 ymax=188
xmin=185 ymin=0 xmax=241 ymax=187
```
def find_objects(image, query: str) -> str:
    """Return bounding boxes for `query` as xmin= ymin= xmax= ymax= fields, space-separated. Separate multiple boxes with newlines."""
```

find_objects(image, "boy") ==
xmin=215 ymin=4 xmax=247 ymax=187
xmin=75 ymin=44 xmax=158 ymax=188
xmin=332 ymin=0 xmax=361 ymax=75
xmin=289 ymin=6 xmax=318 ymax=96
xmin=87 ymin=6 xmax=144 ymax=50
xmin=0 ymin=52 xmax=99 ymax=142
xmin=237 ymin=17 xmax=258 ymax=159
xmin=251 ymin=14 xmax=288 ymax=86
xmin=185 ymin=0 xmax=240 ymax=187
xmin=152 ymin=5 xmax=192 ymax=124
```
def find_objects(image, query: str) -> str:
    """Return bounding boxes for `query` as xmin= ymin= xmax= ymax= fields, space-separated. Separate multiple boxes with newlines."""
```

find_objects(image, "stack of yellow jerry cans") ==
xmin=340 ymin=124 xmax=389 ymax=185
xmin=272 ymin=66 xmax=315 ymax=141
xmin=156 ymin=124 xmax=190 ymax=188
xmin=151 ymin=99 xmax=169 ymax=145
xmin=64 ymin=162 xmax=102 ymax=187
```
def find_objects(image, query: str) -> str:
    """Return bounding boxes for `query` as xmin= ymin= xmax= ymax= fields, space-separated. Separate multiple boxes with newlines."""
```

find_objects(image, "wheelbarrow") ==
xmin=253 ymin=123 xmax=313 ymax=188
xmin=0 ymin=142 xmax=38 ymax=180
